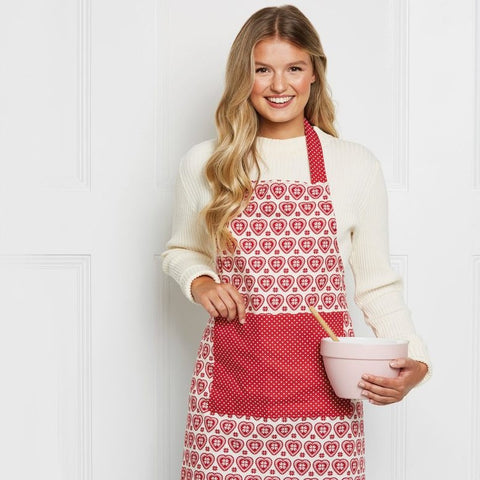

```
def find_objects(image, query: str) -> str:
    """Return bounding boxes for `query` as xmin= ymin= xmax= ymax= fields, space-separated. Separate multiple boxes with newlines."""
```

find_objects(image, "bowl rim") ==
xmin=321 ymin=337 xmax=409 ymax=345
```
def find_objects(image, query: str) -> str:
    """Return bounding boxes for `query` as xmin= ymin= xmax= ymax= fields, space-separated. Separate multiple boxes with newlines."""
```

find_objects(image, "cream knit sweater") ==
xmin=162 ymin=126 xmax=432 ymax=378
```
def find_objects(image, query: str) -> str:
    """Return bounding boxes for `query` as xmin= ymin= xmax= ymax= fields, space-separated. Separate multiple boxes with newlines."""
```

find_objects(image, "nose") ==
xmin=271 ymin=72 xmax=287 ymax=93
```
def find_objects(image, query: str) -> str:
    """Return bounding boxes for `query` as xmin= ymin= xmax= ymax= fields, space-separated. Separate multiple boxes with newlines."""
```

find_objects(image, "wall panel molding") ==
xmin=0 ymin=254 xmax=92 ymax=479
xmin=154 ymin=255 xmax=170 ymax=479
xmin=472 ymin=256 xmax=480 ymax=479
xmin=475 ymin=0 xmax=480 ymax=190
xmin=74 ymin=254 xmax=92 ymax=480
xmin=76 ymin=0 xmax=92 ymax=190
xmin=391 ymin=401 xmax=407 ymax=480
xmin=389 ymin=254 xmax=408 ymax=480
xmin=155 ymin=0 xmax=172 ymax=188
xmin=50 ymin=0 xmax=91 ymax=190
xmin=390 ymin=0 xmax=409 ymax=191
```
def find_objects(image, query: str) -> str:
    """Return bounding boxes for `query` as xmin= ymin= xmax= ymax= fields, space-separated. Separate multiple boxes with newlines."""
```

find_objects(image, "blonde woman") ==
xmin=162 ymin=5 xmax=431 ymax=479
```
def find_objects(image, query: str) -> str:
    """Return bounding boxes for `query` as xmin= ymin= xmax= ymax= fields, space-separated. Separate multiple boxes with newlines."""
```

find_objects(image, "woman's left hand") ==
xmin=358 ymin=358 xmax=428 ymax=405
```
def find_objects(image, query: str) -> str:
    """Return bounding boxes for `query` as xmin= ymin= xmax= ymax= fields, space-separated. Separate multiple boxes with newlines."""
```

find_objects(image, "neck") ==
xmin=257 ymin=116 xmax=305 ymax=139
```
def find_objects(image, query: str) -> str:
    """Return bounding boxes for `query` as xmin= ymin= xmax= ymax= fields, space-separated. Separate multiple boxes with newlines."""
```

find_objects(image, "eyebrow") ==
xmin=254 ymin=60 xmax=309 ymax=67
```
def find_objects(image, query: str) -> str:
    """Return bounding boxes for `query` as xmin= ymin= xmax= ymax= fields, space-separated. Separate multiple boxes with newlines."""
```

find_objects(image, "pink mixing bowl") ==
xmin=320 ymin=337 xmax=409 ymax=399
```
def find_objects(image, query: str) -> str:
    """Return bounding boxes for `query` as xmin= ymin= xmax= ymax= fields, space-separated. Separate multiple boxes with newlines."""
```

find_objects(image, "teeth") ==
xmin=267 ymin=96 xmax=293 ymax=104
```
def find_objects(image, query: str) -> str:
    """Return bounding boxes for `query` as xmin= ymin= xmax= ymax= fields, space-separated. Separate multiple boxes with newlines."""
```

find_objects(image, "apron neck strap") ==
xmin=304 ymin=118 xmax=327 ymax=184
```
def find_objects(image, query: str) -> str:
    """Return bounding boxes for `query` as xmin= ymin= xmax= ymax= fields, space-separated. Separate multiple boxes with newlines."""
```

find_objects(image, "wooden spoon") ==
xmin=309 ymin=305 xmax=339 ymax=342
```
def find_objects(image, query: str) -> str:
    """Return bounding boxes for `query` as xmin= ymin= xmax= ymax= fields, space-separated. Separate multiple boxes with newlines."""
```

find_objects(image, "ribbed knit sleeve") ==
xmin=161 ymin=141 xmax=220 ymax=302
xmin=349 ymin=158 xmax=432 ymax=381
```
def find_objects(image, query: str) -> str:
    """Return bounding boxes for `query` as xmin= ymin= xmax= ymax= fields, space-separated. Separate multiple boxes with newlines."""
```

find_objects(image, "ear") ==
xmin=311 ymin=75 xmax=316 ymax=84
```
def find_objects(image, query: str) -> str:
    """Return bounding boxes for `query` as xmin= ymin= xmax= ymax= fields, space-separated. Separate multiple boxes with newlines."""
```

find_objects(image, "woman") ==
xmin=162 ymin=5 xmax=431 ymax=480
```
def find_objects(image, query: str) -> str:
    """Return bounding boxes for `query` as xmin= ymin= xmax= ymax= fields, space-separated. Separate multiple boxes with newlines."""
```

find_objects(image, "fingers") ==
xmin=358 ymin=375 xmax=404 ymax=405
xmin=202 ymin=300 xmax=221 ymax=319
xmin=359 ymin=357 xmax=418 ymax=405
xmin=215 ymin=285 xmax=246 ymax=322
xmin=361 ymin=392 xmax=397 ymax=405
xmin=191 ymin=276 xmax=246 ymax=323
xmin=233 ymin=292 xmax=247 ymax=324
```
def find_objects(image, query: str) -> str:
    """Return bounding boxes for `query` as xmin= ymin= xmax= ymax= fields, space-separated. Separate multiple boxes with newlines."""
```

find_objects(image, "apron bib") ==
xmin=209 ymin=119 xmax=355 ymax=418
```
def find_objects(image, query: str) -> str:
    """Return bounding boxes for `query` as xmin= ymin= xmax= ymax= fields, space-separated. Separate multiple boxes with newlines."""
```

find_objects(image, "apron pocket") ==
xmin=208 ymin=311 xmax=354 ymax=418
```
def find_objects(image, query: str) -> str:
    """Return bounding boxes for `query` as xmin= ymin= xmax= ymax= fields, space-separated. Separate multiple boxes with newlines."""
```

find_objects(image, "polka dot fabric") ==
xmin=210 ymin=311 xmax=354 ymax=418
xmin=180 ymin=119 xmax=365 ymax=479
xmin=305 ymin=117 xmax=328 ymax=184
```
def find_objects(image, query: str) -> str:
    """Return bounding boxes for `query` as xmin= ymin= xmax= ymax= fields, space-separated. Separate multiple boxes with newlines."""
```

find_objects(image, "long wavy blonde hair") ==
xmin=203 ymin=5 xmax=337 ymax=251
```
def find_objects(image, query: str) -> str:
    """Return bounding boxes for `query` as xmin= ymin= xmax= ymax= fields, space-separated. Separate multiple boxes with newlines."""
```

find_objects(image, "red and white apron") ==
xmin=181 ymin=119 xmax=366 ymax=480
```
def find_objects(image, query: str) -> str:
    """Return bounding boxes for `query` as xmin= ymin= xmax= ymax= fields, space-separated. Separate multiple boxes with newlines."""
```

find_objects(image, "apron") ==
xmin=180 ymin=119 xmax=366 ymax=480
xmin=210 ymin=118 xmax=355 ymax=419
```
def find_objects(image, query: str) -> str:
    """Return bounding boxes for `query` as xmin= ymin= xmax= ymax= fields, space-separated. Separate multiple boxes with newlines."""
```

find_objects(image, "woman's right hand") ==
xmin=191 ymin=276 xmax=246 ymax=324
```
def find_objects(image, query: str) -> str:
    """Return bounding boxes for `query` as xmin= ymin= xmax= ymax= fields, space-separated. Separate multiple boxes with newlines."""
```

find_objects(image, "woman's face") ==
xmin=250 ymin=37 xmax=315 ymax=138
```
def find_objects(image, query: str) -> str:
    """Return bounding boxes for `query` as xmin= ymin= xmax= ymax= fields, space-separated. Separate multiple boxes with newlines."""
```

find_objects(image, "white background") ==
xmin=0 ymin=0 xmax=479 ymax=479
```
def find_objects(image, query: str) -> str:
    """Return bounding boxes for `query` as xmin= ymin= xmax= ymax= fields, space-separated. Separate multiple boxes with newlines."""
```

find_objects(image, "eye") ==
xmin=255 ymin=66 xmax=269 ymax=73
xmin=289 ymin=66 xmax=303 ymax=72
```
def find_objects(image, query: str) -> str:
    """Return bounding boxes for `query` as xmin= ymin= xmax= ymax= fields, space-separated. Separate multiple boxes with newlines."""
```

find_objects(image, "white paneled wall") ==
xmin=0 ymin=1 xmax=90 ymax=190
xmin=475 ymin=4 xmax=480 ymax=477
xmin=473 ymin=257 xmax=480 ymax=478
xmin=0 ymin=256 xmax=92 ymax=479
xmin=0 ymin=1 xmax=479 ymax=479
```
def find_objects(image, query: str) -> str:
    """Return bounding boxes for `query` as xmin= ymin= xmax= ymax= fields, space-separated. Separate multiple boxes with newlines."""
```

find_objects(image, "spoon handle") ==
xmin=309 ymin=305 xmax=340 ymax=342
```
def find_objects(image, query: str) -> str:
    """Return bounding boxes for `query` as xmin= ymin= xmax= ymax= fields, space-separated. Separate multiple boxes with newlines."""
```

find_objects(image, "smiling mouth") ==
xmin=266 ymin=96 xmax=294 ymax=105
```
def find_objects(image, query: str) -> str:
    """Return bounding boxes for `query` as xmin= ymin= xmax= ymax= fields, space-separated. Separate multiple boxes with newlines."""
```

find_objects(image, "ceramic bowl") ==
xmin=320 ymin=337 xmax=409 ymax=399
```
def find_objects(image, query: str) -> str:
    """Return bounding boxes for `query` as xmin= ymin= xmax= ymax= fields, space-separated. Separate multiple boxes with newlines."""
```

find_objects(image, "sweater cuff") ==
xmin=181 ymin=265 xmax=221 ymax=303
xmin=364 ymin=309 xmax=433 ymax=386
xmin=404 ymin=341 xmax=433 ymax=386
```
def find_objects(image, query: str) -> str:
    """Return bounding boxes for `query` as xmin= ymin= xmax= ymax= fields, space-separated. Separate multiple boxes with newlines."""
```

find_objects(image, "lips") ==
xmin=265 ymin=95 xmax=294 ymax=107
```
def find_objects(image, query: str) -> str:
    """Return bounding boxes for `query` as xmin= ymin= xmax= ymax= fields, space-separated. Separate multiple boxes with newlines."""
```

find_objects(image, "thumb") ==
xmin=390 ymin=357 xmax=409 ymax=369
